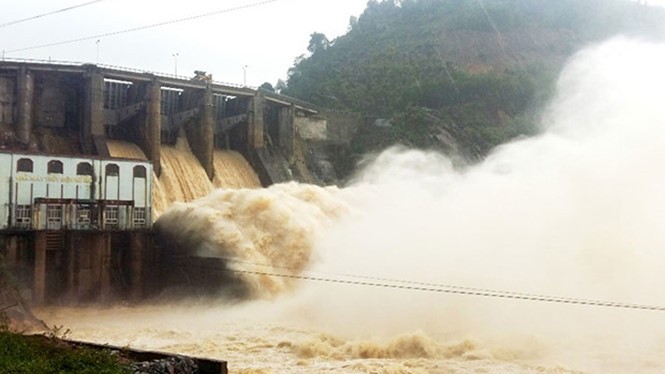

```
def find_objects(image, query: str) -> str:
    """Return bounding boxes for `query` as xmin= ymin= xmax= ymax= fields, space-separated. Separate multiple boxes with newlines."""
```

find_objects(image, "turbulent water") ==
xmin=156 ymin=183 xmax=347 ymax=298
xmin=37 ymin=38 xmax=665 ymax=373
xmin=107 ymin=137 xmax=261 ymax=218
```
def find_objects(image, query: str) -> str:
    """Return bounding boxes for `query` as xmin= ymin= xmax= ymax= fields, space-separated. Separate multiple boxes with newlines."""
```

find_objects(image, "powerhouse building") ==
xmin=0 ymin=151 xmax=153 ymax=305
xmin=0 ymin=151 xmax=152 ymax=231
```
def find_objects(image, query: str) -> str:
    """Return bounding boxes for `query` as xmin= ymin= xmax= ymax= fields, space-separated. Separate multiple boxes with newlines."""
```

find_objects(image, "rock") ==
xmin=131 ymin=356 xmax=198 ymax=374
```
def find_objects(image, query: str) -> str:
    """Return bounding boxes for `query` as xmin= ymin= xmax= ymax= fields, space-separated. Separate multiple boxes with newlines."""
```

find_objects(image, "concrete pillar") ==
xmin=6 ymin=236 xmax=18 ymax=270
xmin=193 ymin=85 xmax=214 ymax=179
xmin=129 ymin=233 xmax=144 ymax=301
xmin=248 ymin=92 xmax=265 ymax=150
xmin=83 ymin=68 xmax=105 ymax=154
xmin=16 ymin=67 xmax=34 ymax=145
xmin=66 ymin=233 xmax=77 ymax=302
xmin=77 ymin=235 xmax=92 ymax=301
xmin=279 ymin=104 xmax=295 ymax=162
xmin=147 ymin=78 xmax=162 ymax=176
xmin=87 ymin=233 xmax=105 ymax=301
xmin=99 ymin=233 xmax=112 ymax=303
xmin=33 ymin=232 xmax=47 ymax=305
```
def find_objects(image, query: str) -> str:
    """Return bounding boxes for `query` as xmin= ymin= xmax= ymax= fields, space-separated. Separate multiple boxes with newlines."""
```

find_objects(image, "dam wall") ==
xmin=0 ymin=59 xmax=363 ymax=305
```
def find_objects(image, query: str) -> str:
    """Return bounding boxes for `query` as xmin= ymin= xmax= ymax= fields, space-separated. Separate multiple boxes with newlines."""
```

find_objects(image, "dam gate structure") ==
xmin=0 ymin=59 xmax=344 ymax=305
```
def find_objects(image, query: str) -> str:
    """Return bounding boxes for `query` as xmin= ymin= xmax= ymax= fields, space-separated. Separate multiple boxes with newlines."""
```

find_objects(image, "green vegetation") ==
xmin=280 ymin=0 xmax=665 ymax=174
xmin=0 ymin=331 xmax=130 ymax=374
xmin=0 ymin=251 xmax=128 ymax=373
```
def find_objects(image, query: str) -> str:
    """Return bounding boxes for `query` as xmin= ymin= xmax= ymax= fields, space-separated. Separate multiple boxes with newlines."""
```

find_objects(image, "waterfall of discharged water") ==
xmin=106 ymin=138 xmax=260 ymax=218
xmin=106 ymin=140 xmax=148 ymax=160
xmin=212 ymin=150 xmax=261 ymax=189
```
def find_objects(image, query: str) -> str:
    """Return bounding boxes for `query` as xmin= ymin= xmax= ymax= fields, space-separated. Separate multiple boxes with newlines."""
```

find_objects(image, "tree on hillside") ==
xmin=259 ymin=82 xmax=275 ymax=92
xmin=307 ymin=32 xmax=330 ymax=54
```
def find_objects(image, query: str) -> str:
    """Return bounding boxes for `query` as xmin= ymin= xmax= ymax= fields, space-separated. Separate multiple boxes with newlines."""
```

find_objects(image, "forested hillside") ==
xmin=279 ymin=0 xmax=665 ymax=174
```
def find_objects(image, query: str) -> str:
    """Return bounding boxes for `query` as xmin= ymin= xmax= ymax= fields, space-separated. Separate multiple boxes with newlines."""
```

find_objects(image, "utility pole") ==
xmin=172 ymin=53 xmax=179 ymax=76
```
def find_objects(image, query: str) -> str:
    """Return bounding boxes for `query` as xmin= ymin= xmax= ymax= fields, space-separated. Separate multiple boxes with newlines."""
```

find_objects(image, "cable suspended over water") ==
xmin=161 ymin=256 xmax=665 ymax=313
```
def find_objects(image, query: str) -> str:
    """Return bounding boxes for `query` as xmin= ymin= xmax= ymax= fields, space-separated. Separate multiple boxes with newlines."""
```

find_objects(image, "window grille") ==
xmin=76 ymin=208 xmax=91 ymax=228
xmin=15 ymin=205 xmax=32 ymax=228
xmin=46 ymin=204 xmax=62 ymax=230
xmin=104 ymin=205 xmax=119 ymax=228
xmin=133 ymin=207 xmax=146 ymax=228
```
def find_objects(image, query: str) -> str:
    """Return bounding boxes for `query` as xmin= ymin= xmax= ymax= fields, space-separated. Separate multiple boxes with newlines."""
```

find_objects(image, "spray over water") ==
xmin=38 ymin=38 xmax=665 ymax=373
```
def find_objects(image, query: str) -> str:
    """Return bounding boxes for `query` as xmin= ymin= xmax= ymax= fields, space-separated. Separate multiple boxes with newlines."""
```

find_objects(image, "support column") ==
xmin=66 ymin=233 xmax=77 ymax=302
xmin=99 ymin=233 xmax=112 ymax=303
xmin=279 ymin=104 xmax=295 ymax=162
xmin=77 ymin=235 xmax=93 ymax=301
xmin=203 ymin=85 xmax=214 ymax=179
xmin=83 ymin=67 xmax=105 ymax=155
xmin=16 ymin=67 xmax=34 ymax=146
xmin=147 ymin=78 xmax=161 ymax=176
xmin=6 ymin=236 xmax=18 ymax=270
xmin=248 ymin=92 xmax=265 ymax=150
xmin=33 ymin=232 xmax=47 ymax=305
xmin=194 ymin=85 xmax=214 ymax=179
xmin=129 ymin=233 xmax=144 ymax=301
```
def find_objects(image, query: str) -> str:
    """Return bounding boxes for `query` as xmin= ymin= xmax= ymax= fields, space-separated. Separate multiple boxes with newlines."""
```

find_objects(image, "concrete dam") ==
xmin=0 ymin=59 xmax=359 ymax=305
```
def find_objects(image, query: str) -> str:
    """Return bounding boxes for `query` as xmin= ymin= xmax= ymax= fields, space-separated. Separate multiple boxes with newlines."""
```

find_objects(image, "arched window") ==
xmin=133 ymin=165 xmax=146 ymax=178
xmin=76 ymin=162 xmax=93 ymax=176
xmin=105 ymin=164 xmax=119 ymax=176
xmin=47 ymin=160 xmax=63 ymax=174
xmin=16 ymin=158 xmax=33 ymax=173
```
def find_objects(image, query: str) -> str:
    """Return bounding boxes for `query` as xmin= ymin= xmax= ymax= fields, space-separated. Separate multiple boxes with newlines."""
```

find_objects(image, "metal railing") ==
xmin=0 ymin=56 xmax=254 ymax=89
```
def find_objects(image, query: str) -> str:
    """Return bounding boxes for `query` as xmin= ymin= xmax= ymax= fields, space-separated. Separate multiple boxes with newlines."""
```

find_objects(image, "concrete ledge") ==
xmin=64 ymin=339 xmax=228 ymax=374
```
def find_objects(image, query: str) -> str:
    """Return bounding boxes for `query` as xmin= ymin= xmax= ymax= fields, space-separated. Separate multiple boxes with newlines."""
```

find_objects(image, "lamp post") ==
xmin=243 ymin=65 xmax=248 ymax=86
xmin=95 ymin=39 xmax=100 ymax=64
xmin=172 ymin=53 xmax=179 ymax=76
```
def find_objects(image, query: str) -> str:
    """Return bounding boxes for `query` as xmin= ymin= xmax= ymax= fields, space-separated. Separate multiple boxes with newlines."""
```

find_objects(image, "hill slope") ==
xmin=281 ymin=0 xmax=665 ymax=175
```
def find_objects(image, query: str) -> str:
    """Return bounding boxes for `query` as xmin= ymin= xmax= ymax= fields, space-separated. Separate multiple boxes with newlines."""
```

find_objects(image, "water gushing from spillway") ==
xmin=38 ymin=38 xmax=665 ymax=373
xmin=107 ymin=136 xmax=261 ymax=218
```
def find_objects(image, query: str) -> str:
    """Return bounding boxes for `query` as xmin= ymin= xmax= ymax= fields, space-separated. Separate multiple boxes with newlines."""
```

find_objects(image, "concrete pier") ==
xmin=33 ymin=232 xmax=46 ymax=305
xmin=5 ymin=236 xmax=18 ymax=270
xmin=186 ymin=84 xmax=215 ymax=179
xmin=279 ymin=104 xmax=295 ymax=162
xmin=249 ymin=92 xmax=265 ymax=150
xmin=147 ymin=78 xmax=162 ymax=176
xmin=99 ymin=233 xmax=112 ymax=303
xmin=130 ymin=233 xmax=145 ymax=301
xmin=83 ymin=67 xmax=105 ymax=155
xmin=16 ymin=67 xmax=34 ymax=146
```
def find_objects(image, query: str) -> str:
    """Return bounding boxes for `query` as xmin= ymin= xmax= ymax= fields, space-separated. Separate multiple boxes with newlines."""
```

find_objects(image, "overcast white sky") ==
xmin=2 ymin=0 xmax=665 ymax=87
xmin=1 ymin=0 xmax=368 ymax=87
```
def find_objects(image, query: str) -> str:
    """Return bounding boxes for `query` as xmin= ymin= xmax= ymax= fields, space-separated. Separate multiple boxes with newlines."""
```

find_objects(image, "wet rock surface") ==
xmin=131 ymin=356 xmax=199 ymax=374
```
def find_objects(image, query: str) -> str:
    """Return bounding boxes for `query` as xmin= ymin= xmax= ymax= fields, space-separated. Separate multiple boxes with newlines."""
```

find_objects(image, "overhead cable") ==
xmin=0 ymin=0 xmax=107 ymax=29
xmin=229 ymin=267 xmax=665 ymax=312
xmin=5 ymin=0 xmax=280 ymax=54
xmin=221 ymin=257 xmax=621 ymax=307
xmin=162 ymin=257 xmax=665 ymax=312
